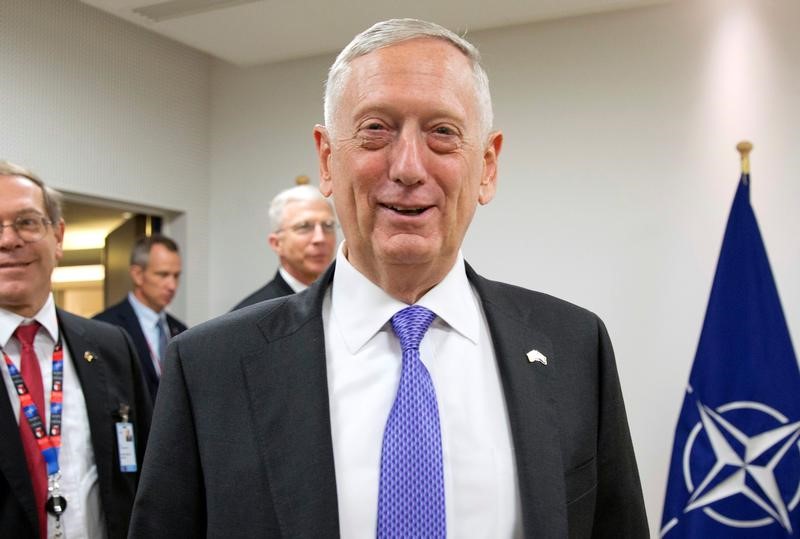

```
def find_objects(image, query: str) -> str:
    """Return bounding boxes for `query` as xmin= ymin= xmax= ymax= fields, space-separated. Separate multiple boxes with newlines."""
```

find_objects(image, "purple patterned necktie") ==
xmin=377 ymin=305 xmax=446 ymax=538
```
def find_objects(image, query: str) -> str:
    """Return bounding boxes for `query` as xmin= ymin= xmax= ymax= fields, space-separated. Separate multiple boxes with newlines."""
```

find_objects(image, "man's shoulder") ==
xmin=60 ymin=308 xmax=133 ymax=347
xmin=165 ymin=312 xmax=188 ymax=332
xmin=467 ymin=268 xmax=600 ymax=329
xmin=232 ymin=275 xmax=293 ymax=311
xmin=92 ymin=297 xmax=132 ymax=322
xmin=181 ymin=287 xmax=321 ymax=353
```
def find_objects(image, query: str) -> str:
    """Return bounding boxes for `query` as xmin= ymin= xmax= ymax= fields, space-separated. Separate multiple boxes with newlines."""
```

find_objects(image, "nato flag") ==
xmin=660 ymin=175 xmax=800 ymax=537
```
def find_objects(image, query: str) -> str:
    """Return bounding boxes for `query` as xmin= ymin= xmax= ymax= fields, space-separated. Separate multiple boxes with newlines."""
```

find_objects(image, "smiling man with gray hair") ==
xmin=129 ymin=18 xmax=647 ymax=538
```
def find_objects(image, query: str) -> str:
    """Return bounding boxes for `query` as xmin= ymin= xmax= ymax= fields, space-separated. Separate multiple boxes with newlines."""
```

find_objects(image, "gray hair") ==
xmin=130 ymin=234 xmax=179 ymax=268
xmin=269 ymin=185 xmax=334 ymax=232
xmin=0 ymin=160 xmax=63 ymax=223
xmin=323 ymin=18 xmax=493 ymax=139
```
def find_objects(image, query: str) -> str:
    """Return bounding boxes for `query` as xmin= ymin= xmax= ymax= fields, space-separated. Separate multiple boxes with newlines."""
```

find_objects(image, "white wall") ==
xmin=2 ymin=0 xmax=797 ymax=533
xmin=0 ymin=0 xmax=211 ymax=324
xmin=209 ymin=0 xmax=800 ymax=532
xmin=209 ymin=54 xmax=333 ymax=311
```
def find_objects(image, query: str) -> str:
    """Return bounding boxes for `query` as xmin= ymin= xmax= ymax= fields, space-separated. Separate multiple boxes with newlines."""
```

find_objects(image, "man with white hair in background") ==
xmin=231 ymin=184 xmax=337 ymax=310
xmin=130 ymin=18 xmax=647 ymax=538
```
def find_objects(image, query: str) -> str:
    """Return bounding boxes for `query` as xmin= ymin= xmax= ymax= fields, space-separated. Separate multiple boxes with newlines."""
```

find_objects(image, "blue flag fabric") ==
xmin=660 ymin=174 xmax=800 ymax=537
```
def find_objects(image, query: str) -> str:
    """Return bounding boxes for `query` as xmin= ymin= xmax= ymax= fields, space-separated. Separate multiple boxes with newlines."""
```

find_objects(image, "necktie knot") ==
xmin=391 ymin=305 xmax=436 ymax=351
xmin=15 ymin=322 xmax=41 ymax=349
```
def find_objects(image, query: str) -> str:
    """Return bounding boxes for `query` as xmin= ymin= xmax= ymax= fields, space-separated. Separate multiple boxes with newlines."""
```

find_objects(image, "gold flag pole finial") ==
xmin=736 ymin=141 xmax=753 ymax=175
xmin=295 ymin=175 xmax=310 ymax=186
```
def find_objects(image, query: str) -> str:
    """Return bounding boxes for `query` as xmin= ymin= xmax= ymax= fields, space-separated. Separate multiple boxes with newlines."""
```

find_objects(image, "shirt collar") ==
xmin=0 ymin=293 xmax=59 ymax=348
xmin=331 ymin=242 xmax=479 ymax=354
xmin=279 ymin=266 xmax=309 ymax=293
xmin=127 ymin=292 xmax=164 ymax=327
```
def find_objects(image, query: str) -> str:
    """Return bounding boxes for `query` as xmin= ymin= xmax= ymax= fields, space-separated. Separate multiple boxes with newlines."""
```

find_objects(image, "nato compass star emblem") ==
xmin=676 ymin=398 xmax=800 ymax=533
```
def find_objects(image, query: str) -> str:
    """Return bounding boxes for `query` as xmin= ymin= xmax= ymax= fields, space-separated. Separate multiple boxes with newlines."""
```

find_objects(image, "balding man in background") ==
xmin=232 ymin=184 xmax=337 ymax=310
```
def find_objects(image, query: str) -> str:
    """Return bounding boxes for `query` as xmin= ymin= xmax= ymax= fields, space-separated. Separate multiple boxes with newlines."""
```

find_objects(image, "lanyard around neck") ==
xmin=1 ymin=332 xmax=65 ymax=476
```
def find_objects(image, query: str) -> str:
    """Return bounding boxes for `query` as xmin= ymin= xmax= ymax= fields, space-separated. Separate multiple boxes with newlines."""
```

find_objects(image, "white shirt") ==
xmin=127 ymin=292 xmax=167 ymax=375
xmin=279 ymin=266 xmax=309 ymax=293
xmin=324 ymin=243 xmax=522 ymax=538
xmin=0 ymin=294 xmax=106 ymax=539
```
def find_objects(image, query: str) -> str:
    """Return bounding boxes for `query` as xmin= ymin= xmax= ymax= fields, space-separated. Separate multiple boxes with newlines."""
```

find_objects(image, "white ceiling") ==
xmin=81 ymin=0 xmax=668 ymax=66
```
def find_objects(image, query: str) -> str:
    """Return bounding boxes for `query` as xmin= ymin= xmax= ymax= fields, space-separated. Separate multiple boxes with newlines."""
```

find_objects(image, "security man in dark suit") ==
xmin=231 ymin=184 xmax=337 ymax=310
xmin=94 ymin=235 xmax=187 ymax=401
xmin=0 ymin=161 xmax=151 ymax=538
xmin=130 ymin=19 xmax=647 ymax=538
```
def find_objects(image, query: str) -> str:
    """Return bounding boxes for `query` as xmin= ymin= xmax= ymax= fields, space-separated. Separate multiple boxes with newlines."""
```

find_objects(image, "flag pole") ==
xmin=736 ymin=140 xmax=752 ymax=176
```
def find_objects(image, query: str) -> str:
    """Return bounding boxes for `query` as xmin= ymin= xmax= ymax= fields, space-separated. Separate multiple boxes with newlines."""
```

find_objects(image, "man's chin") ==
xmin=375 ymin=240 xmax=443 ymax=267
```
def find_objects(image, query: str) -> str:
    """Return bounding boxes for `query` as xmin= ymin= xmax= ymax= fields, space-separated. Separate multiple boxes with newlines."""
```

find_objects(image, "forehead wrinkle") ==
xmin=341 ymin=40 xmax=479 ymax=131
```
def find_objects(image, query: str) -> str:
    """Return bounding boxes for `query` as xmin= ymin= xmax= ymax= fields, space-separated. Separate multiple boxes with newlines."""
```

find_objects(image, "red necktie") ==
xmin=16 ymin=322 xmax=48 ymax=539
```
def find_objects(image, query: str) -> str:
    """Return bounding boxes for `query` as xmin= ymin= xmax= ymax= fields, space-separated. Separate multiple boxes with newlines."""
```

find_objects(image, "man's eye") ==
xmin=293 ymin=222 xmax=314 ymax=233
xmin=433 ymin=126 xmax=456 ymax=136
xmin=358 ymin=128 xmax=392 ymax=150
xmin=16 ymin=218 xmax=39 ymax=229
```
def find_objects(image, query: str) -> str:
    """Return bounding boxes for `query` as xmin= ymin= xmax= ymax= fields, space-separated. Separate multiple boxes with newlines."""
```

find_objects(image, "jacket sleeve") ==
xmin=127 ymin=337 xmax=206 ymax=538
xmin=120 ymin=326 xmax=152 ymax=467
xmin=590 ymin=317 xmax=649 ymax=538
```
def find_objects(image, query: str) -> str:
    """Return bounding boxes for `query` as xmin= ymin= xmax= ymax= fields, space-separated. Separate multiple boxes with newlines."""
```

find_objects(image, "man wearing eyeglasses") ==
xmin=231 ymin=184 xmax=337 ymax=310
xmin=0 ymin=161 xmax=151 ymax=539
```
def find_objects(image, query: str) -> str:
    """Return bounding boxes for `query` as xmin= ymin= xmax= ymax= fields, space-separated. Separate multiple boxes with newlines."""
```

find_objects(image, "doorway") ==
xmin=54 ymin=192 xmax=178 ymax=318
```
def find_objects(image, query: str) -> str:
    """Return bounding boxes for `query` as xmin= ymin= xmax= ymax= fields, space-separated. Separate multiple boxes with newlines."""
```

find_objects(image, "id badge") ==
xmin=115 ymin=422 xmax=137 ymax=472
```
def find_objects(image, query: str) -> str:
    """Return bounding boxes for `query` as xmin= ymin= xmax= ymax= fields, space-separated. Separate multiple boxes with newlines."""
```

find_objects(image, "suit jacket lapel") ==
xmin=240 ymin=265 xmax=340 ymax=537
xmin=0 ymin=376 xmax=38 ymax=532
xmin=118 ymin=300 xmax=159 ymax=394
xmin=238 ymin=261 xmax=568 ymax=536
xmin=57 ymin=310 xmax=115 ymax=521
xmin=467 ymin=265 xmax=568 ymax=537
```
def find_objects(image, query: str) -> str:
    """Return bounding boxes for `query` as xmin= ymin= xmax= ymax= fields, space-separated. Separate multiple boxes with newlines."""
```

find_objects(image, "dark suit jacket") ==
xmin=231 ymin=271 xmax=294 ymax=311
xmin=0 ymin=310 xmax=152 ymax=539
xmin=129 ymin=263 xmax=648 ymax=538
xmin=94 ymin=297 xmax=187 ymax=401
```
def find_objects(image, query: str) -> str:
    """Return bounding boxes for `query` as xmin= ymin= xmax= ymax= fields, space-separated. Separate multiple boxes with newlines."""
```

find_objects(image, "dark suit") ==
xmin=231 ymin=271 xmax=294 ymax=311
xmin=129 ymin=263 xmax=647 ymax=538
xmin=1 ymin=310 xmax=152 ymax=539
xmin=94 ymin=297 xmax=187 ymax=401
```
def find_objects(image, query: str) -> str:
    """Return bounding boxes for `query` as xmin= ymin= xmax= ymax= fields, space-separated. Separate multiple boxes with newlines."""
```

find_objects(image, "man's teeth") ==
xmin=387 ymin=205 xmax=426 ymax=215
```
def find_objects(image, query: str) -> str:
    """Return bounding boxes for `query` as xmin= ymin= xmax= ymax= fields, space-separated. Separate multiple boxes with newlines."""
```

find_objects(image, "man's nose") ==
xmin=310 ymin=223 xmax=327 ymax=243
xmin=389 ymin=127 xmax=426 ymax=186
xmin=0 ymin=223 xmax=24 ymax=249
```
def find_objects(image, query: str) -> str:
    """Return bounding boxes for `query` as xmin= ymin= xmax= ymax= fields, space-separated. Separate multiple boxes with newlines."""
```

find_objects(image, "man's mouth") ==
xmin=0 ymin=261 xmax=31 ymax=269
xmin=381 ymin=204 xmax=430 ymax=216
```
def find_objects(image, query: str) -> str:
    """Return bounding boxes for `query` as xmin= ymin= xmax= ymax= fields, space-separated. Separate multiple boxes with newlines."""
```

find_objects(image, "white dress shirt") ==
xmin=0 ymin=294 xmax=106 ymax=539
xmin=279 ymin=266 xmax=309 ymax=293
xmin=324 ymin=243 xmax=522 ymax=538
xmin=127 ymin=292 xmax=168 ymax=375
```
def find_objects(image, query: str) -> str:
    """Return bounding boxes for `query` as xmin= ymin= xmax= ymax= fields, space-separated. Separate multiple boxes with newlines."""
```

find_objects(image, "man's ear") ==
xmin=268 ymin=232 xmax=281 ymax=255
xmin=478 ymin=130 xmax=503 ymax=205
xmin=314 ymin=125 xmax=333 ymax=197
xmin=53 ymin=218 xmax=65 ymax=262
xmin=130 ymin=265 xmax=144 ymax=287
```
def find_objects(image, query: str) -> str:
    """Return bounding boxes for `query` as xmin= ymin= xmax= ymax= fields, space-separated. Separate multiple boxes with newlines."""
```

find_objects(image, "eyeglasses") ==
xmin=278 ymin=219 xmax=338 ymax=236
xmin=0 ymin=215 xmax=53 ymax=243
